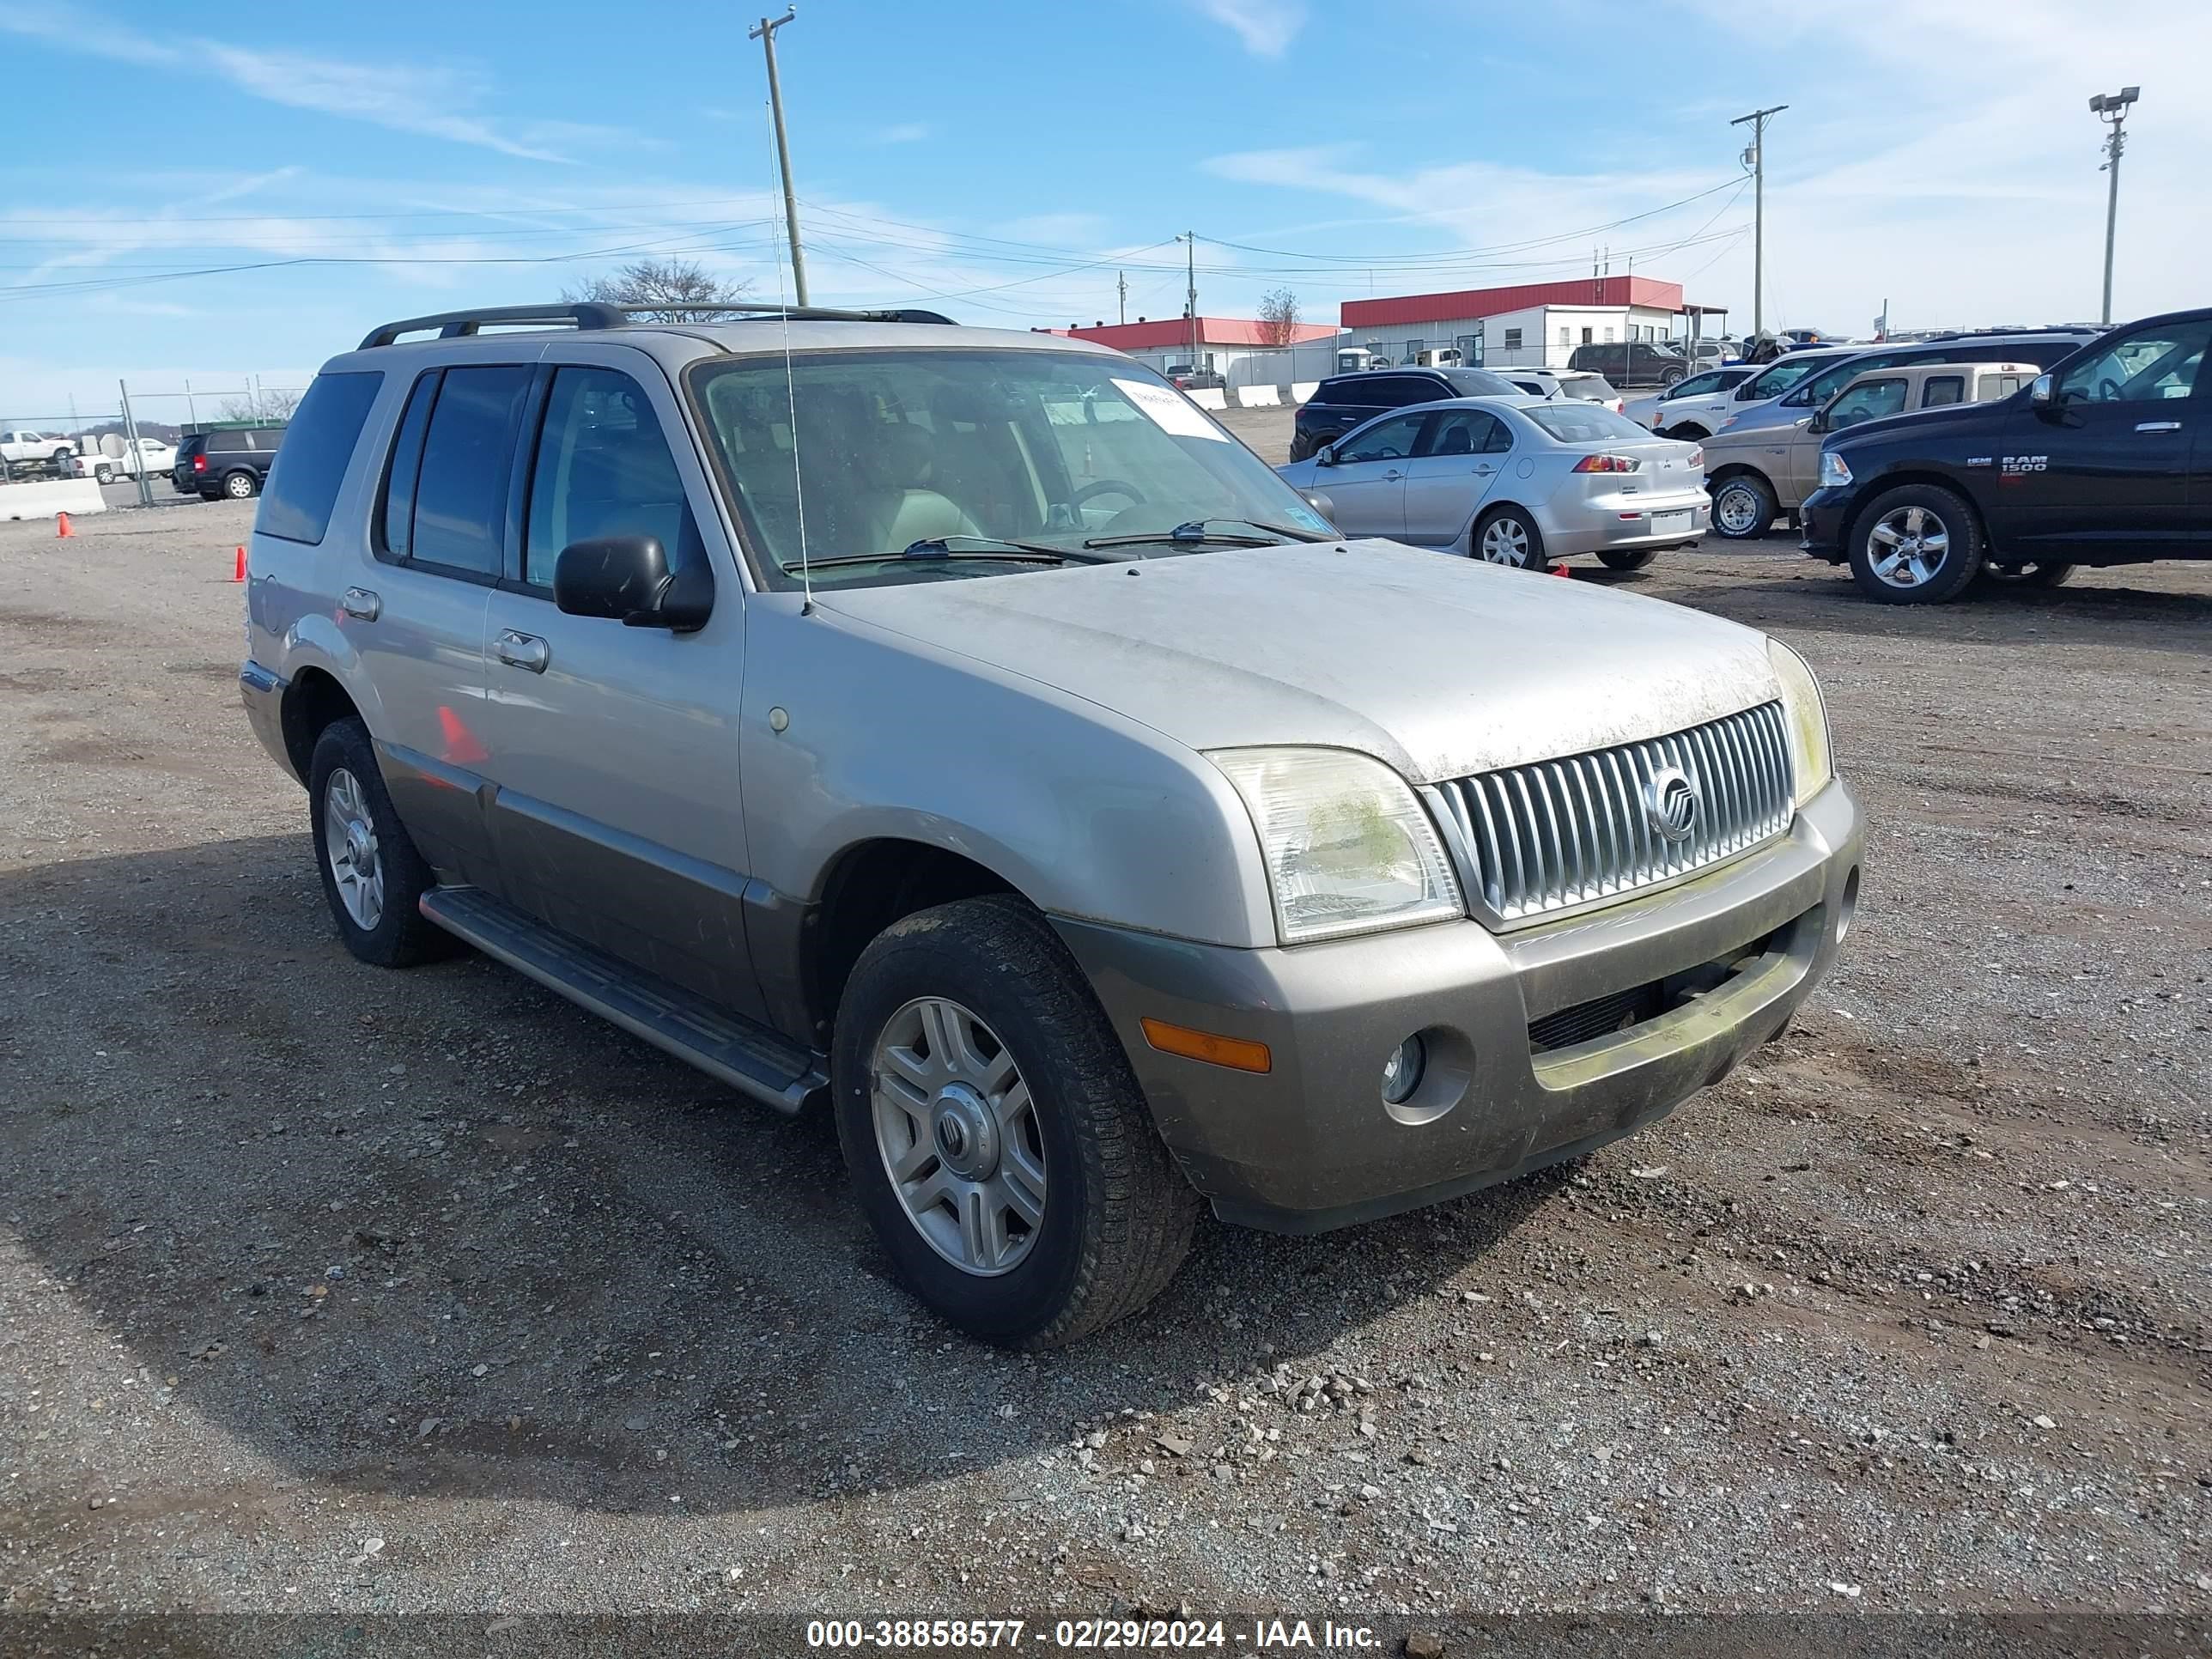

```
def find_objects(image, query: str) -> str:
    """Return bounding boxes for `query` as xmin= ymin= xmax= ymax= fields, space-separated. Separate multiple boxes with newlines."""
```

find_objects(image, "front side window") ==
xmin=524 ymin=367 xmax=701 ymax=587
xmin=1334 ymin=412 xmax=1427 ymax=464
xmin=2057 ymin=320 xmax=2211 ymax=404
xmin=1789 ymin=352 xmax=1905 ymax=405
xmin=383 ymin=364 xmax=531 ymax=577
xmin=1824 ymin=378 xmax=1910 ymax=429
xmin=689 ymin=349 xmax=1327 ymax=590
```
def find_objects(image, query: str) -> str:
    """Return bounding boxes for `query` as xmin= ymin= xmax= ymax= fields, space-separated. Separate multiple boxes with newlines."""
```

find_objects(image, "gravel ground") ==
xmin=2 ymin=463 xmax=2208 ymax=1646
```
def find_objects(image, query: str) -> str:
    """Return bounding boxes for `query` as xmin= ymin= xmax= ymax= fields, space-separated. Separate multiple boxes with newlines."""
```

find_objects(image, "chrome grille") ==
xmin=1434 ymin=702 xmax=1794 ymax=924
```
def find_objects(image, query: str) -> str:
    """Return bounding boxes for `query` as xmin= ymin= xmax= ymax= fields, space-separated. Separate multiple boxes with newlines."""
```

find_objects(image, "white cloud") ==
xmin=879 ymin=122 xmax=933 ymax=144
xmin=0 ymin=17 xmax=612 ymax=163
xmin=1192 ymin=0 xmax=1305 ymax=58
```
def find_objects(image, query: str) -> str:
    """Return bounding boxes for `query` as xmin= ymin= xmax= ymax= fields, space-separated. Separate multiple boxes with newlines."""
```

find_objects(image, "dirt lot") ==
xmin=2 ymin=459 xmax=2208 ymax=1645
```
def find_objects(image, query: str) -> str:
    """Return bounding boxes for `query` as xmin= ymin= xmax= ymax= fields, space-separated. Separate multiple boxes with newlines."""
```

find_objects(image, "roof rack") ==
xmin=357 ymin=301 xmax=956 ymax=350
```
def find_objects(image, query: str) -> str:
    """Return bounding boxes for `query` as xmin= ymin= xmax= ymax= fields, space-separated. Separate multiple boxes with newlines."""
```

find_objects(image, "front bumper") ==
xmin=1058 ymin=777 xmax=1863 ymax=1232
xmin=1539 ymin=488 xmax=1711 ymax=558
xmin=1798 ymin=483 xmax=1863 ymax=561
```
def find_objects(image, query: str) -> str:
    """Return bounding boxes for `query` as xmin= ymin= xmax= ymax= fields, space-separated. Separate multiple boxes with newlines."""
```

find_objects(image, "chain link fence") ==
xmin=1 ymin=380 xmax=307 ymax=500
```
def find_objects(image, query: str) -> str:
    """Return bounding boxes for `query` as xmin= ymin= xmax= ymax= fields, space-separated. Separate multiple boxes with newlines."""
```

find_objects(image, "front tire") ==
xmin=1847 ymin=483 xmax=1984 ymax=604
xmin=832 ymin=896 xmax=1199 ymax=1347
xmin=1710 ymin=472 xmax=1776 ymax=541
xmin=307 ymin=718 xmax=456 ymax=967
xmin=1472 ymin=505 xmax=1544 ymax=569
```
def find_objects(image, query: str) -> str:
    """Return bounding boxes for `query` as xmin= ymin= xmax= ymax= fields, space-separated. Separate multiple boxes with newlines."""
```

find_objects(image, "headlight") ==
xmin=1766 ymin=640 xmax=1832 ymax=807
xmin=1211 ymin=748 xmax=1463 ymax=945
xmin=1819 ymin=449 xmax=1853 ymax=488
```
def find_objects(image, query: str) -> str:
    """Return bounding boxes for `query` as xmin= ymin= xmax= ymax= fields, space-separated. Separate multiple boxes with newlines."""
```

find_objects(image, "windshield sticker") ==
xmin=1113 ymin=378 xmax=1231 ymax=442
xmin=1285 ymin=503 xmax=1335 ymax=534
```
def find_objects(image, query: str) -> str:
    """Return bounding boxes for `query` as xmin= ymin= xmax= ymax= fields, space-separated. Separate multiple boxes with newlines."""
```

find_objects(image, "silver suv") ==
xmin=239 ymin=302 xmax=1863 ymax=1346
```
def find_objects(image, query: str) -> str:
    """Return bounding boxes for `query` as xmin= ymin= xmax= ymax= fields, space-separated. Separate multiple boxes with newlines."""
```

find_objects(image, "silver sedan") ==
xmin=1277 ymin=395 xmax=1711 ymax=570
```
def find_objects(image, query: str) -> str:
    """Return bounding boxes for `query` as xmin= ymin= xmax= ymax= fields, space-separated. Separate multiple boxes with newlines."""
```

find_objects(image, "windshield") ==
xmin=688 ymin=349 xmax=1332 ymax=589
xmin=1559 ymin=374 xmax=1616 ymax=400
xmin=1439 ymin=367 xmax=1520 ymax=398
xmin=1524 ymin=404 xmax=1653 ymax=443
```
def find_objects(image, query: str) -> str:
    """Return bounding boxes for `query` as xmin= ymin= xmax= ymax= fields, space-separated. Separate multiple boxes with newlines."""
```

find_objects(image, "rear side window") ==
xmin=257 ymin=371 xmax=380 ymax=544
xmin=381 ymin=365 xmax=531 ymax=578
xmin=1921 ymin=375 xmax=1966 ymax=408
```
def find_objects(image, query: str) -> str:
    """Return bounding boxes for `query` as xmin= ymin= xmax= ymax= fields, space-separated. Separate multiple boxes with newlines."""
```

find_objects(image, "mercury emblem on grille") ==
xmin=1643 ymin=765 xmax=1699 ymax=844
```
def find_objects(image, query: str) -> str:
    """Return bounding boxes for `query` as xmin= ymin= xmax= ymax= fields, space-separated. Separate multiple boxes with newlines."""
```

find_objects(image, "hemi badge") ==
xmin=1966 ymin=456 xmax=1993 ymax=467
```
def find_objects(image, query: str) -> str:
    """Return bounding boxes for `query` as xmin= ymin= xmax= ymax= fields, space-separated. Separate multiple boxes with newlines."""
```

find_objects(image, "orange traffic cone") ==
xmin=55 ymin=512 xmax=75 ymax=538
xmin=1551 ymin=562 xmax=1571 ymax=578
xmin=231 ymin=545 xmax=247 ymax=583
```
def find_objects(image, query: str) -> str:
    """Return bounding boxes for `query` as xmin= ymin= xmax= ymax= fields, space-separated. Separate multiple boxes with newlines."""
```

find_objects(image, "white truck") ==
xmin=58 ymin=433 xmax=177 ymax=483
xmin=0 ymin=429 xmax=80 ymax=477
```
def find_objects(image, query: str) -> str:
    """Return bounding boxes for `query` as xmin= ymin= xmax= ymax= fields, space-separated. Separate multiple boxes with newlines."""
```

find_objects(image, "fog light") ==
xmin=1380 ymin=1035 xmax=1426 ymax=1105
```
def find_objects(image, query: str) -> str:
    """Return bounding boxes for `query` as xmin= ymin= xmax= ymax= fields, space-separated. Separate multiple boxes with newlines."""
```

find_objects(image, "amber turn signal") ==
xmin=1139 ymin=1018 xmax=1273 ymax=1074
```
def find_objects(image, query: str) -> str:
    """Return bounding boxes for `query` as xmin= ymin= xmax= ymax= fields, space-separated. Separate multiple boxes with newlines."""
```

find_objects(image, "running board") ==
xmin=419 ymin=887 xmax=826 ymax=1114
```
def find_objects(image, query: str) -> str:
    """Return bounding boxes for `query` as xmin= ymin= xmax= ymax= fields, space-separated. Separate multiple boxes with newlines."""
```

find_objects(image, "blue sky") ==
xmin=3 ymin=0 xmax=2204 ymax=423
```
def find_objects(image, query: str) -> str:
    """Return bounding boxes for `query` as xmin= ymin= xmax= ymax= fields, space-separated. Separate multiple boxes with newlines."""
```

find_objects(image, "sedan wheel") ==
xmin=1474 ymin=508 xmax=1541 ymax=569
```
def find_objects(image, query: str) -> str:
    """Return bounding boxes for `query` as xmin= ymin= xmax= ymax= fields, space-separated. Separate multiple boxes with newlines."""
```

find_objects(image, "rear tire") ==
xmin=1472 ymin=504 xmax=1544 ymax=569
xmin=307 ymin=718 xmax=457 ymax=968
xmin=1846 ymin=483 xmax=1984 ymax=605
xmin=1596 ymin=547 xmax=1660 ymax=571
xmin=1982 ymin=560 xmax=2075 ymax=590
xmin=1666 ymin=422 xmax=1709 ymax=441
xmin=832 ymin=896 xmax=1199 ymax=1347
xmin=222 ymin=470 xmax=258 ymax=500
xmin=1710 ymin=472 xmax=1776 ymax=541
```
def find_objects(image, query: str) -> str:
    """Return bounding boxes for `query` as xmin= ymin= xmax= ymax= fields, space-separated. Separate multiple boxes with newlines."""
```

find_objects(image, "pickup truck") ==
xmin=57 ymin=434 xmax=177 ymax=483
xmin=0 ymin=429 xmax=79 ymax=477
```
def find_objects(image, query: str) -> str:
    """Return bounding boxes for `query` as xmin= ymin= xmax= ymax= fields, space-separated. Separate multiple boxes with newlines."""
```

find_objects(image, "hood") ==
xmin=814 ymin=542 xmax=1780 ymax=785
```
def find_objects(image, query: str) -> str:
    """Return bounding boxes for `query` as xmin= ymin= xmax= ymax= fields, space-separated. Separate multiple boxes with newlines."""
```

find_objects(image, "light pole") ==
xmin=2088 ymin=86 xmax=2139 ymax=326
xmin=750 ymin=7 xmax=810 ymax=306
xmin=1730 ymin=104 xmax=1786 ymax=340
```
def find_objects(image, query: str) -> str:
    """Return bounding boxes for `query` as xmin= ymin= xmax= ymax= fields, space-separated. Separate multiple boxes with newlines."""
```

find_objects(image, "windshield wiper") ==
xmin=1082 ymin=517 xmax=1333 ymax=550
xmin=784 ymin=534 xmax=1115 ymax=572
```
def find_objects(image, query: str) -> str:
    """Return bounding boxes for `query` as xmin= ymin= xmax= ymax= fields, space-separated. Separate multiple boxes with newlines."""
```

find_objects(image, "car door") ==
xmin=474 ymin=348 xmax=766 ymax=1021
xmin=1401 ymin=407 xmax=1510 ymax=547
xmin=1993 ymin=317 xmax=2211 ymax=556
xmin=1315 ymin=410 xmax=1429 ymax=538
xmin=352 ymin=360 xmax=534 ymax=888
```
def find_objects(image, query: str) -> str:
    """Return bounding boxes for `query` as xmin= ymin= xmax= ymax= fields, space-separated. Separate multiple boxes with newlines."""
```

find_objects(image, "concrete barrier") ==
xmin=0 ymin=477 xmax=107 ymax=522
xmin=1291 ymin=381 xmax=1320 ymax=404
xmin=1235 ymin=384 xmax=1281 ymax=407
xmin=1188 ymin=386 xmax=1228 ymax=410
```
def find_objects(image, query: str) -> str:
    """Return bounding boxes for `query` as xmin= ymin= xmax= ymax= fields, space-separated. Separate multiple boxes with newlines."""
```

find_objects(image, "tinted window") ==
xmin=1319 ymin=376 xmax=1385 ymax=405
xmin=1421 ymin=409 xmax=1511 ymax=457
xmin=1336 ymin=412 xmax=1427 ymax=464
xmin=257 ymin=372 xmax=380 ymax=544
xmin=1825 ymin=379 xmax=1910 ymax=428
xmin=404 ymin=365 xmax=530 ymax=576
xmin=525 ymin=367 xmax=701 ymax=587
xmin=1524 ymin=404 xmax=1652 ymax=444
xmin=2057 ymin=319 xmax=2212 ymax=404
xmin=1921 ymin=375 xmax=1966 ymax=408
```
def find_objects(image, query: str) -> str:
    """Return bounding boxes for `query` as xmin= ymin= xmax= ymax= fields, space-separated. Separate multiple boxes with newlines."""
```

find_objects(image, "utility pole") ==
xmin=2089 ymin=86 xmax=2139 ymax=325
xmin=1183 ymin=232 xmax=1198 ymax=374
xmin=750 ymin=7 xmax=810 ymax=306
xmin=1731 ymin=104 xmax=1787 ymax=338
xmin=1117 ymin=270 xmax=1127 ymax=325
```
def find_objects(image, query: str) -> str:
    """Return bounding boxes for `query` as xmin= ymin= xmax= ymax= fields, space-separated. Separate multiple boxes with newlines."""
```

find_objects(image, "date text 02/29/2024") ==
xmin=805 ymin=1617 xmax=1384 ymax=1650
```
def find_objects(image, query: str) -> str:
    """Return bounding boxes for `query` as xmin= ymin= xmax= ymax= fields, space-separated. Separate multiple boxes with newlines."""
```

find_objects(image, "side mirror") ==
xmin=1301 ymin=489 xmax=1338 ymax=527
xmin=2030 ymin=373 xmax=2055 ymax=408
xmin=1315 ymin=445 xmax=1337 ymax=467
xmin=554 ymin=535 xmax=713 ymax=632
xmin=1807 ymin=413 xmax=1828 ymax=434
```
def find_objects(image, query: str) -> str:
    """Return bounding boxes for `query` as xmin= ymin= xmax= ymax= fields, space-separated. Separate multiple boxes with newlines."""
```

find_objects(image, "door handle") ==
xmin=2135 ymin=420 xmax=2183 ymax=433
xmin=339 ymin=586 xmax=380 ymax=621
xmin=1382 ymin=468 xmax=1403 ymax=480
xmin=1474 ymin=465 xmax=1498 ymax=474
xmin=495 ymin=629 xmax=550 ymax=673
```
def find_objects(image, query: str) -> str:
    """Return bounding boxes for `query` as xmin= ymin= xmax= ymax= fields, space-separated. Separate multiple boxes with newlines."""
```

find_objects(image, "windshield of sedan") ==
xmin=689 ymin=349 xmax=1333 ymax=588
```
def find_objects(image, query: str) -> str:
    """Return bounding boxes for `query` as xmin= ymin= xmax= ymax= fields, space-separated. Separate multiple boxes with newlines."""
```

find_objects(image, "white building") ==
xmin=1340 ymin=277 xmax=1729 ymax=370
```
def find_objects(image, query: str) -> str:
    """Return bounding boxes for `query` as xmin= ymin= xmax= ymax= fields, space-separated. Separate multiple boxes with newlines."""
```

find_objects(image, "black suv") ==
xmin=1801 ymin=308 xmax=2209 ymax=604
xmin=173 ymin=425 xmax=287 ymax=500
xmin=1568 ymin=340 xmax=1691 ymax=388
xmin=1290 ymin=366 xmax=1520 ymax=461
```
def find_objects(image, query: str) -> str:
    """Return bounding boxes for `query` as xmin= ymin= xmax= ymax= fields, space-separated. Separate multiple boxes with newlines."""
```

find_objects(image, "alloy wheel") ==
xmin=1867 ymin=504 xmax=1951 ymax=589
xmin=323 ymin=766 xmax=385 ymax=931
xmin=870 ymin=996 xmax=1047 ymax=1277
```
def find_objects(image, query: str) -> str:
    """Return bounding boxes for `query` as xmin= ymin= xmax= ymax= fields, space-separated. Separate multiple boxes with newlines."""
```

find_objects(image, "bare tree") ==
xmin=1256 ymin=288 xmax=1302 ymax=348
xmin=564 ymin=257 xmax=757 ymax=322
xmin=216 ymin=388 xmax=301 ymax=423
